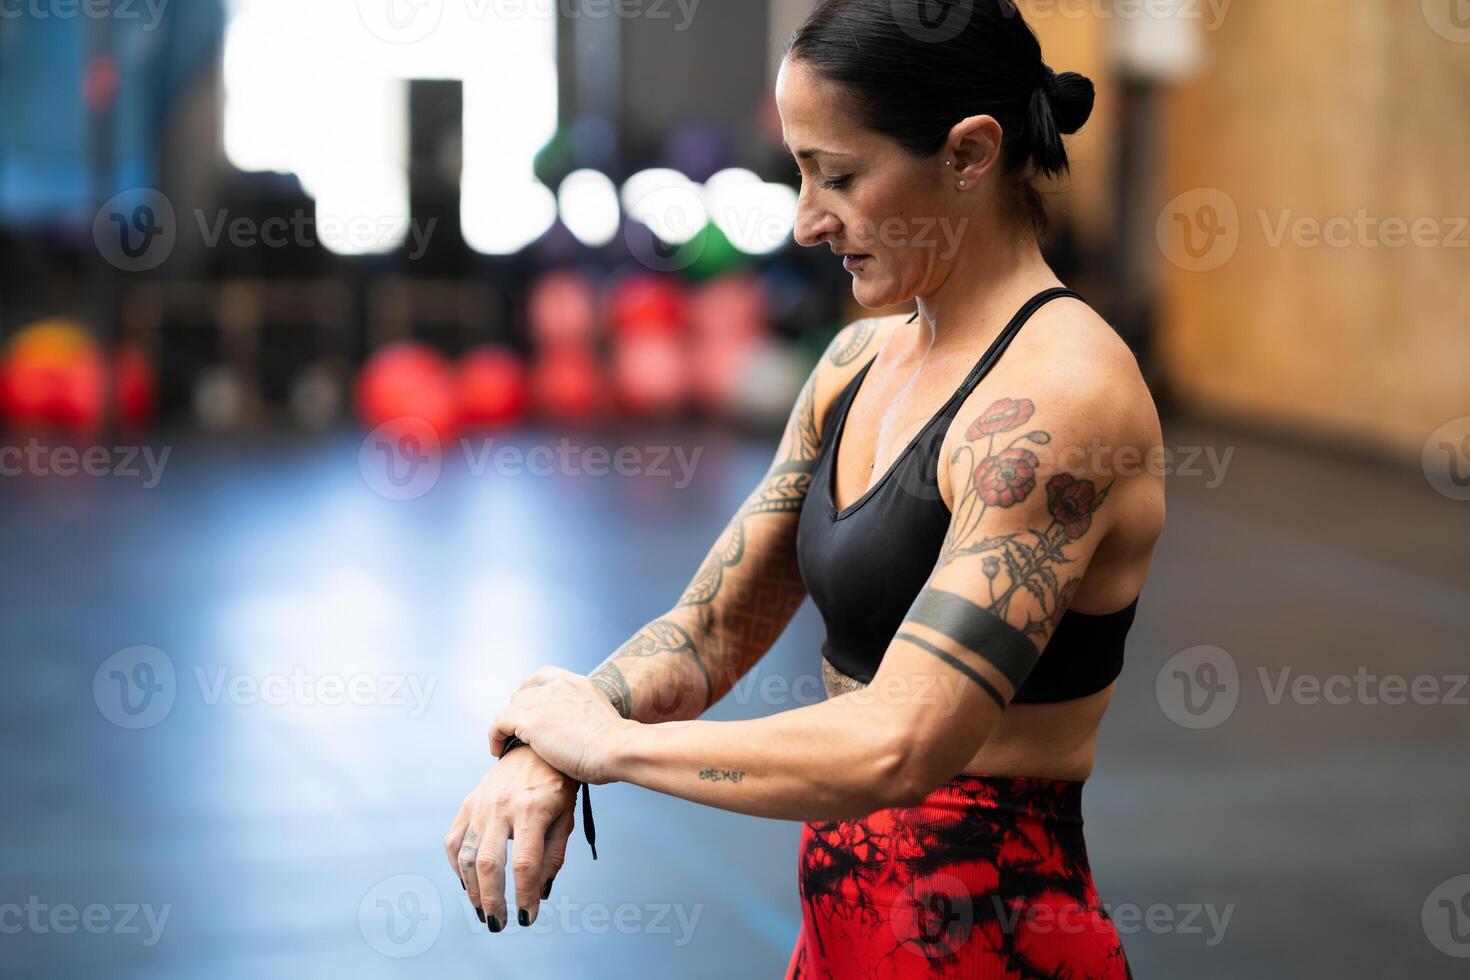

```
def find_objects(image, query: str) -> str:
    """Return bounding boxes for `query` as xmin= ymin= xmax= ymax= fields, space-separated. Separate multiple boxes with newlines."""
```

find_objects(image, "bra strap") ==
xmin=943 ymin=287 xmax=1083 ymax=411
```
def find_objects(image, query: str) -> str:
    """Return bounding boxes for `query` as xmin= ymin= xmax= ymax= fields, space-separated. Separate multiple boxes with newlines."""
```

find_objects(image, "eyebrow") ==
xmin=781 ymin=139 xmax=842 ymax=161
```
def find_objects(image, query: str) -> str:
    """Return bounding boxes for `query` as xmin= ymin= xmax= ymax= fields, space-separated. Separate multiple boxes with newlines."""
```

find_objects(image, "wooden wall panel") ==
xmin=1020 ymin=1 xmax=1116 ymax=243
xmin=1159 ymin=0 xmax=1470 ymax=461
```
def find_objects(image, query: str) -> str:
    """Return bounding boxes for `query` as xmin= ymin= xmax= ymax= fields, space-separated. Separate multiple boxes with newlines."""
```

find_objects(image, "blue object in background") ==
xmin=0 ymin=1 xmax=225 ymax=230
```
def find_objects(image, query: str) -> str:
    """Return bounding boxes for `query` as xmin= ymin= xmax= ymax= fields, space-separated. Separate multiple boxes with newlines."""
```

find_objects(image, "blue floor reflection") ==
xmin=3 ymin=418 xmax=1469 ymax=977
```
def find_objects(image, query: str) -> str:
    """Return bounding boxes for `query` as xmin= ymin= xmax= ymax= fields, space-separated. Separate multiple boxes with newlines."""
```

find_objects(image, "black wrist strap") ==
xmin=501 ymin=735 xmax=598 ymax=860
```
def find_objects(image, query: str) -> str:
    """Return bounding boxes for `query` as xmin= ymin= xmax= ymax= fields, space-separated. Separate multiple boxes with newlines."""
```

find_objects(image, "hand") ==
xmin=490 ymin=665 xmax=636 ymax=786
xmin=443 ymin=750 xmax=578 ymax=932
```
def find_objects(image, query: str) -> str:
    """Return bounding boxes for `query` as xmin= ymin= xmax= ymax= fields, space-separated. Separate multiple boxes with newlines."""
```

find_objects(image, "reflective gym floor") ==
xmin=2 ymin=417 xmax=1466 ymax=978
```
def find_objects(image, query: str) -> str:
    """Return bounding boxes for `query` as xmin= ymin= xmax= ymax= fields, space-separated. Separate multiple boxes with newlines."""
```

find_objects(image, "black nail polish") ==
xmin=518 ymin=907 xmax=529 ymax=927
xmin=475 ymin=907 xmax=485 ymax=923
xmin=460 ymin=878 xmax=467 ymax=891
xmin=541 ymin=879 xmax=553 ymax=900
xmin=488 ymin=915 xmax=502 ymax=933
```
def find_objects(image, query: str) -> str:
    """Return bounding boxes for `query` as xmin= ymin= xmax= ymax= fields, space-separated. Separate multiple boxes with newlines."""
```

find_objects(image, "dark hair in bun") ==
xmin=786 ymin=0 xmax=1095 ymax=235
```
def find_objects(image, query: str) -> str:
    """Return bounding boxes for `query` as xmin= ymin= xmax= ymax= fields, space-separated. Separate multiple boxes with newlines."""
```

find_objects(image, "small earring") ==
xmin=957 ymin=179 xmax=967 ymax=188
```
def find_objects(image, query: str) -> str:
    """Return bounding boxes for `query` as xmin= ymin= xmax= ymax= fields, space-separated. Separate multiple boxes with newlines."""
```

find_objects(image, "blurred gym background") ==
xmin=2 ymin=1 xmax=1467 ymax=977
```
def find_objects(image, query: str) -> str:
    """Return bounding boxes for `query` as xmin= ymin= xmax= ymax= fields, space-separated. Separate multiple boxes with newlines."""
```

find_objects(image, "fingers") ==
xmin=474 ymin=814 xmax=512 ymax=933
xmin=457 ymin=821 xmax=489 ymax=922
xmin=509 ymin=803 xmax=557 ymax=927
xmin=443 ymin=813 xmax=469 ymax=886
xmin=489 ymin=707 xmax=518 ymax=758
xmin=539 ymin=803 xmax=574 ymax=902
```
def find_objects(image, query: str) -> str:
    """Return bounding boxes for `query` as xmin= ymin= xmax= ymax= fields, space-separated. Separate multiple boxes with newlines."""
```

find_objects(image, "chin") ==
xmin=849 ymin=277 xmax=901 ymax=311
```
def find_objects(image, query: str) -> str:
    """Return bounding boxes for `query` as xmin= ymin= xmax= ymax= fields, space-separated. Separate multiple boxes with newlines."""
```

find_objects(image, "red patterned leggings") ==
xmin=785 ymin=773 xmax=1132 ymax=979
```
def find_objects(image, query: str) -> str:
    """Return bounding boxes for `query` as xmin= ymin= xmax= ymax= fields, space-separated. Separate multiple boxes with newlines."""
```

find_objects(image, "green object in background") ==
xmin=533 ymin=129 xmax=575 ymax=190
xmin=683 ymin=223 xmax=746 ymax=281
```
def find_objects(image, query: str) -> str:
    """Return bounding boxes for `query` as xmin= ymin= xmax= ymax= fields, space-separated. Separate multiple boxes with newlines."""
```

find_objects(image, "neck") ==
xmin=911 ymin=221 xmax=1062 ymax=355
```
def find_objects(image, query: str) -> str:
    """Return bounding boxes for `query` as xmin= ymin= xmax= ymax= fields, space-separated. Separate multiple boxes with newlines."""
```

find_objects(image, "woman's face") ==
xmin=776 ymin=57 xmax=964 ymax=310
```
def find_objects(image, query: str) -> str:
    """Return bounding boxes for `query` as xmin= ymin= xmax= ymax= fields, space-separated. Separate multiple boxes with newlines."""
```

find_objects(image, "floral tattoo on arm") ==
xmin=941 ymin=396 xmax=1113 ymax=643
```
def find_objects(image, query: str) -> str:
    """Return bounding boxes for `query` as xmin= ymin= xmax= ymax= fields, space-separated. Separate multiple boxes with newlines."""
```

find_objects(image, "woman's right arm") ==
xmin=587 ymin=316 xmax=891 ymax=723
xmin=445 ymin=316 xmax=891 ymax=931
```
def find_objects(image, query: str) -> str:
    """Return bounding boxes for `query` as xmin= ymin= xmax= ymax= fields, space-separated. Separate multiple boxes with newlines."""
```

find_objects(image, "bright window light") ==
xmin=222 ymin=0 xmax=558 ymax=256
xmin=703 ymin=167 xmax=799 ymax=255
xmin=621 ymin=168 xmax=706 ymax=246
xmin=557 ymin=169 xmax=621 ymax=248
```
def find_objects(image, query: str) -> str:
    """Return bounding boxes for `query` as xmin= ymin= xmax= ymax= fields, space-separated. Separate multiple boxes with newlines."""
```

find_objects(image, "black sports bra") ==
xmin=795 ymin=288 xmax=1140 ymax=704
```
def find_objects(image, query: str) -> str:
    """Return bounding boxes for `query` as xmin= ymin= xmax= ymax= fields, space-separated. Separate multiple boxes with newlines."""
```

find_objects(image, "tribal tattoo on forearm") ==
xmin=901 ymin=396 xmax=1115 ymax=708
xmin=589 ymin=619 xmax=706 ymax=721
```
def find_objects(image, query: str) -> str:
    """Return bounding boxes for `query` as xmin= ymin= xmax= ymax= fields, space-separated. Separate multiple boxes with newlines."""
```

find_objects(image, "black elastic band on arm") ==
xmin=903 ymin=589 xmax=1040 ymax=691
xmin=895 ymin=631 xmax=1008 ymax=710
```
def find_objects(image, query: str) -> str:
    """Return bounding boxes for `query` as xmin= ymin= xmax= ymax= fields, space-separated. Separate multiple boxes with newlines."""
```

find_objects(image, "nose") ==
xmin=793 ymin=186 xmax=839 ymax=248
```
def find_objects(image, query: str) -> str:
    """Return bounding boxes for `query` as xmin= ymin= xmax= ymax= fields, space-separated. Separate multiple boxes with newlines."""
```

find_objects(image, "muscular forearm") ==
xmin=605 ymin=694 xmax=915 ymax=822
xmin=586 ymin=611 xmax=740 ymax=725
xmin=587 ymin=442 xmax=812 ymax=725
xmin=587 ymin=552 xmax=803 ymax=725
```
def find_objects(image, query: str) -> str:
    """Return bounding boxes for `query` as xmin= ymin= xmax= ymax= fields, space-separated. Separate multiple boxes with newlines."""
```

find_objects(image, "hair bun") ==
xmin=1026 ymin=65 xmax=1095 ymax=178
xmin=1047 ymin=69 xmax=1095 ymax=135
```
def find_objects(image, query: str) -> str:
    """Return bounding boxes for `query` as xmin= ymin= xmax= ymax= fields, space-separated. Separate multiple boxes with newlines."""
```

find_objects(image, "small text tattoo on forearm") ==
xmin=697 ymin=768 xmax=746 ymax=783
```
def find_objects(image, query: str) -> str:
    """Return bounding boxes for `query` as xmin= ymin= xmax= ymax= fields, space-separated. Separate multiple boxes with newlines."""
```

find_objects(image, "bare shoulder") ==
xmin=991 ymin=296 xmax=1159 ymax=455
xmin=938 ymin=296 xmax=1165 ymax=545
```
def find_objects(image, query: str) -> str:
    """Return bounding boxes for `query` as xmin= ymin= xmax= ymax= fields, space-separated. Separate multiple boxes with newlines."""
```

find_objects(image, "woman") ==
xmin=445 ymin=1 xmax=1165 ymax=974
